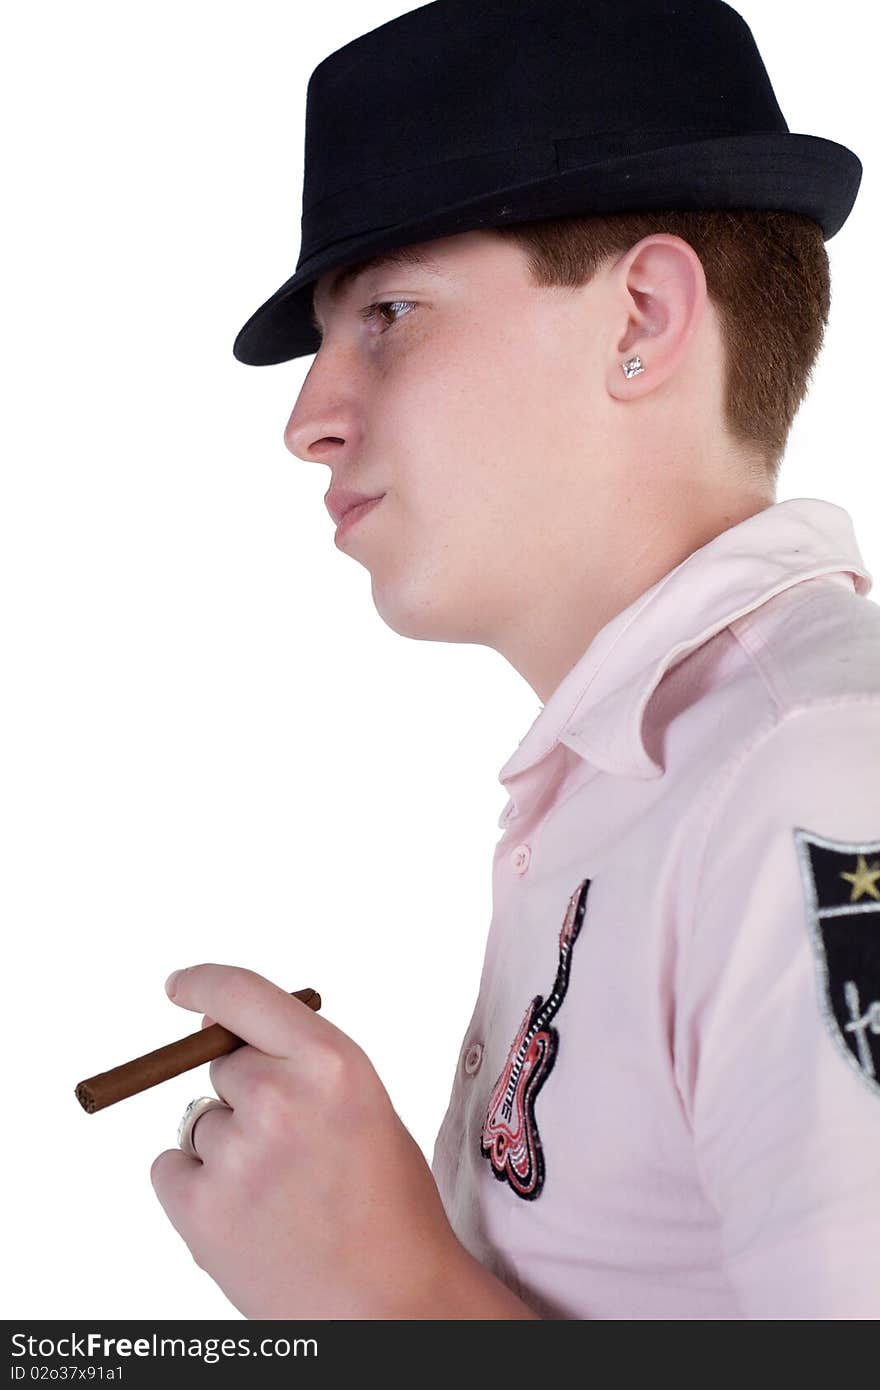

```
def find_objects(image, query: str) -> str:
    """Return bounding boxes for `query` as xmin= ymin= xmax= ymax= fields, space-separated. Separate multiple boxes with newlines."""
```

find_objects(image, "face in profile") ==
xmin=283 ymin=228 xmax=618 ymax=648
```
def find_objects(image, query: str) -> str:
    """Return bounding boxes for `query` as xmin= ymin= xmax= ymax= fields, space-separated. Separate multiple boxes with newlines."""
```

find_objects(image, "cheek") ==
xmin=376 ymin=485 xmax=488 ymax=590
xmin=381 ymin=331 xmax=551 ymax=527
xmin=387 ymin=488 xmax=469 ymax=576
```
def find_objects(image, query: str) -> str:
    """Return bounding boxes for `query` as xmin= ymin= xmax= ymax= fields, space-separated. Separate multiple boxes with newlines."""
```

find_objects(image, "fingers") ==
xmin=208 ymin=1045 xmax=261 ymax=1107
xmin=164 ymin=963 xmax=322 ymax=1059
xmin=149 ymin=1147 xmax=198 ymax=1227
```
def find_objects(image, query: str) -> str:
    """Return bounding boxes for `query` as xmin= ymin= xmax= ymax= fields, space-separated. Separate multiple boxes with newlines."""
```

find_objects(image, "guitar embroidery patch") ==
xmin=480 ymin=877 xmax=590 ymax=1199
xmin=795 ymin=828 xmax=880 ymax=1095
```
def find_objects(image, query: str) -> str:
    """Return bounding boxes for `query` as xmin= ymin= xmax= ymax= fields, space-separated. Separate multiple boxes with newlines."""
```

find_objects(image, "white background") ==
xmin=2 ymin=0 xmax=876 ymax=1319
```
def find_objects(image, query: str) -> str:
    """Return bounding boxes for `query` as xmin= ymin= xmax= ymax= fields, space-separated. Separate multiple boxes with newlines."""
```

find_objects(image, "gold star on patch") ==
xmin=839 ymin=854 xmax=880 ymax=903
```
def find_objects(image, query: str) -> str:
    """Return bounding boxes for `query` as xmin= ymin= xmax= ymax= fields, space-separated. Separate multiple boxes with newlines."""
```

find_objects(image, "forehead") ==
xmin=309 ymin=246 xmax=444 ymax=331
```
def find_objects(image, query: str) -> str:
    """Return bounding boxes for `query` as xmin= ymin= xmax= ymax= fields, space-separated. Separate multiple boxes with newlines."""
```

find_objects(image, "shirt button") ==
xmin=463 ymin=1042 xmax=484 ymax=1076
xmin=510 ymin=843 xmax=531 ymax=874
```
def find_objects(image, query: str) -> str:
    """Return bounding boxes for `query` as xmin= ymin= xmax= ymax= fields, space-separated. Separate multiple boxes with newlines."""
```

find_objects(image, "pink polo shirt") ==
xmin=430 ymin=497 xmax=880 ymax=1319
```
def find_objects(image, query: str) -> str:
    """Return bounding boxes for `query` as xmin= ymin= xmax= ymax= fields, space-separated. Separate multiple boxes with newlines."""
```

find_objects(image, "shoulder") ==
xmin=682 ymin=695 xmax=880 ymax=951
xmin=728 ymin=573 xmax=880 ymax=712
xmin=698 ymin=694 xmax=880 ymax=853
xmin=677 ymin=575 xmax=880 ymax=858
xmin=647 ymin=575 xmax=880 ymax=789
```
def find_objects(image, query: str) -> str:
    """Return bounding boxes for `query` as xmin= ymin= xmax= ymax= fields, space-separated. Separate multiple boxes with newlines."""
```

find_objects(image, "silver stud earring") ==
xmin=622 ymin=356 xmax=645 ymax=379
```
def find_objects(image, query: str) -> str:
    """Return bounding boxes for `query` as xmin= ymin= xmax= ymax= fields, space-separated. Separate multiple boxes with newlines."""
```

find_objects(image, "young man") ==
xmin=151 ymin=1 xmax=879 ymax=1318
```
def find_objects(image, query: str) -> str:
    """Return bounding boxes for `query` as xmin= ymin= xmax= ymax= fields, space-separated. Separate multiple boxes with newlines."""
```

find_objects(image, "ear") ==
xmin=605 ymin=234 xmax=708 ymax=402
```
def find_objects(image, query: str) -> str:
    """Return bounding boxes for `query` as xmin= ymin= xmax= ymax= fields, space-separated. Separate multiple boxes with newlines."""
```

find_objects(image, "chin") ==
xmin=370 ymin=577 xmax=489 ymax=645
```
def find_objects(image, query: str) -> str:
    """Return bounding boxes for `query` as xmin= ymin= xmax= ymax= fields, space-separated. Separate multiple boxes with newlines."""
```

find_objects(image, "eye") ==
xmin=359 ymin=299 xmax=416 ymax=333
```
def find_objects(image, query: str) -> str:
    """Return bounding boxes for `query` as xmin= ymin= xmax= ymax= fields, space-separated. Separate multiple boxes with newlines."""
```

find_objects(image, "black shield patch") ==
xmin=795 ymin=827 xmax=880 ymax=1095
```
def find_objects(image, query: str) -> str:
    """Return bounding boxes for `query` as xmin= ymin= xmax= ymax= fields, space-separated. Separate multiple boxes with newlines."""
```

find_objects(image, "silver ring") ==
xmin=177 ymin=1095 xmax=232 ymax=1159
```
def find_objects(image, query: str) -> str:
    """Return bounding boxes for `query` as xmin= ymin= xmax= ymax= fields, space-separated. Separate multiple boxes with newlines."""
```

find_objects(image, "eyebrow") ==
xmin=309 ymin=248 xmax=444 ymax=335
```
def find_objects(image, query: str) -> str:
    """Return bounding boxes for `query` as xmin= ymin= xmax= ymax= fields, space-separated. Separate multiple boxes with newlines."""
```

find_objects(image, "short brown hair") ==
xmin=486 ymin=209 xmax=831 ymax=488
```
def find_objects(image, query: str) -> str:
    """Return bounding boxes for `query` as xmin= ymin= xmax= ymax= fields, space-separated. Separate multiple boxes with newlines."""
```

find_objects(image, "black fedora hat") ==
xmin=232 ymin=0 xmax=863 ymax=367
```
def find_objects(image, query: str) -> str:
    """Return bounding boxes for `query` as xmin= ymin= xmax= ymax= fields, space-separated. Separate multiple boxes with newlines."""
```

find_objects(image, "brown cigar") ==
xmin=75 ymin=987 xmax=322 ymax=1113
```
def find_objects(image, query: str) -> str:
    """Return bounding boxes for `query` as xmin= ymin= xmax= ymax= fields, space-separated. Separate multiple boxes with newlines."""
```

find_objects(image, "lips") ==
xmin=333 ymin=494 xmax=384 ymax=540
xmin=325 ymin=487 xmax=386 ymax=525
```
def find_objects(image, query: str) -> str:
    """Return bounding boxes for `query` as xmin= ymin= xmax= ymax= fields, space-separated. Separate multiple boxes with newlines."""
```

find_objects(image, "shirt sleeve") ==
xmin=674 ymin=698 xmax=880 ymax=1319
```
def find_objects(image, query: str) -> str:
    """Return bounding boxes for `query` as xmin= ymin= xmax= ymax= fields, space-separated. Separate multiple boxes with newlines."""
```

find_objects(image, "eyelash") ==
xmin=358 ymin=299 xmax=416 ymax=333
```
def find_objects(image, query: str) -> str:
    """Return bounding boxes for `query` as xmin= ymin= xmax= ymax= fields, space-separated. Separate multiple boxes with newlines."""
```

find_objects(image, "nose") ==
xmin=283 ymin=352 xmax=363 ymax=468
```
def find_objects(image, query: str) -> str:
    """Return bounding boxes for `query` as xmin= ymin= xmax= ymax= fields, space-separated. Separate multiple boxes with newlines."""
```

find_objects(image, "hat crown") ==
xmin=232 ymin=0 xmax=862 ymax=364
xmin=302 ymin=0 xmax=786 ymax=239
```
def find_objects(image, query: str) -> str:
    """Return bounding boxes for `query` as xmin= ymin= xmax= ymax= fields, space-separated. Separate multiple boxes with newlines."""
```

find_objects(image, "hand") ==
xmin=149 ymin=963 xmax=465 ymax=1319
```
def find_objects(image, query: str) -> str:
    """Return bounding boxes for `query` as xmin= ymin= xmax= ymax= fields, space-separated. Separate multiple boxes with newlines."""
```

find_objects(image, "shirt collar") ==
xmin=498 ymin=498 xmax=873 ymax=796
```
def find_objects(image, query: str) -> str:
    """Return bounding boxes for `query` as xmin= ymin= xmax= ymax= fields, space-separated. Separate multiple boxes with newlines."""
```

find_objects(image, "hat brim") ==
xmin=232 ymin=131 xmax=862 ymax=366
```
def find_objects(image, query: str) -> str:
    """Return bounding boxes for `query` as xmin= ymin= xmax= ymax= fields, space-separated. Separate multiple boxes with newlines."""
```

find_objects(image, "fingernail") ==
xmin=165 ymin=969 xmax=181 ymax=996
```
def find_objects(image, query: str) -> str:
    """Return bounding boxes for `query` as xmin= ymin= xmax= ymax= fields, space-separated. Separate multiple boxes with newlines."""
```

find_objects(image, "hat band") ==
xmin=300 ymin=122 xmax=753 ymax=261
